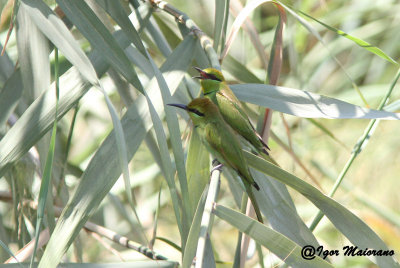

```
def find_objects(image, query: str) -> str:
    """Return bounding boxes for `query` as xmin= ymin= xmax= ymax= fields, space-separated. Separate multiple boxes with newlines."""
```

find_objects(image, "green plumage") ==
xmin=195 ymin=67 xmax=270 ymax=157
xmin=168 ymin=98 xmax=263 ymax=223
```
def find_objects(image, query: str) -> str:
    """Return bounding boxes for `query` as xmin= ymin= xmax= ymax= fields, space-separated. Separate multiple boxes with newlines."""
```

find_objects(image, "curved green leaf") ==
xmin=21 ymin=0 xmax=98 ymax=85
xmin=296 ymin=9 xmax=398 ymax=65
xmin=96 ymin=0 xmax=147 ymax=56
xmin=252 ymin=169 xmax=320 ymax=247
xmin=56 ymin=0 xmax=143 ymax=92
xmin=182 ymin=185 xmax=208 ymax=268
xmin=213 ymin=204 xmax=333 ymax=268
xmin=213 ymin=0 xmax=228 ymax=52
xmin=38 ymin=36 xmax=196 ymax=268
xmin=186 ymin=131 xmax=210 ymax=216
xmin=0 ymin=71 xmax=22 ymax=127
xmin=231 ymin=84 xmax=400 ymax=120
xmin=244 ymin=151 xmax=399 ymax=268
xmin=16 ymin=2 xmax=50 ymax=104
xmin=0 ymin=19 xmax=151 ymax=176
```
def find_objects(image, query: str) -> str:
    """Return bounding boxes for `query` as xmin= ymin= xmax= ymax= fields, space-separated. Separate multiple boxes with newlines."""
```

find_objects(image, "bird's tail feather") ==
xmin=255 ymin=132 xmax=270 ymax=151
xmin=245 ymin=184 xmax=263 ymax=223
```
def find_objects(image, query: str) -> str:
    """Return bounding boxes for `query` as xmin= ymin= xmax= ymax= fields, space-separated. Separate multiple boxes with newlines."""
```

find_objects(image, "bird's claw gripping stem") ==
xmin=211 ymin=164 xmax=223 ymax=173
xmin=211 ymin=159 xmax=223 ymax=173
xmin=212 ymin=158 xmax=219 ymax=166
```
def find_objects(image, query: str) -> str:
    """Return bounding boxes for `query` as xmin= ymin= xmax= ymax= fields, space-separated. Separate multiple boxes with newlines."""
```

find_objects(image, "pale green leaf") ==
xmin=182 ymin=186 xmax=209 ymax=268
xmin=146 ymin=45 xmax=193 ymax=242
xmin=0 ymin=71 xmax=23 ymax=127
xmin=16 ymin=3 xmax=50 ymax=103
xmin=20 ymin=0 xmax=98 ymax=85
xmin=0 ymin=23 xmax=149 ymax=176
xmin=214 ymin=204 xmax=333 ymax=268
xmin=56 ymin=0 xmax=143 ymax=91
xmin=231 ymin=84 xmax=400 ymax=119
xmin=0 ymin=239 xmax=22 ymax=267
xmin=297 ymin=9 xmax=398 ymax=65
xmin=195 ymin=168 xmax=220 ymax=268
xmin=244 ymin=151 xmax=399 ymax=268
xmin=186 ymin=131 xmax=210 ymax=216
xmin=213 ymin=0 xmax=228 ymax=51
xmin=96 ymin=0 xmax=147 ymax=56
xmin=252 ymin=169 xmax=320 ymax=247
xmin=0 ymin=45 xmax=13 ymax=84
xmin=30 ymin=122 xmax=57 ymax=266
xmin=38 ymin=36 xmax=195 ymax=268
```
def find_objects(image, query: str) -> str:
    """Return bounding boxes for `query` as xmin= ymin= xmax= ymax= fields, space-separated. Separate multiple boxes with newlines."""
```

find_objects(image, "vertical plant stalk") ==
xmin=29 ymin=48 xmax=60 ymax=267
xmin=309 ymin=68 xmax=400 ymax=231
xmin=56 ymin=104 xmax=79 ymax=199
xmin=149 ymin=183 xmax=163 ymax=250
xmin=220 ymin=0 xmax=230 ymax=54
xmin=239 ymin=195 xmax=250 ymax=268
xmin=195 ymin=166 xmax=221 ymax=268
xmin=213 ymin=0 xmax=228 ymax=52
xmin=233 ymin=194 xmax=247 ymax=267
xmin=262 ymin=3 xmax=286 ymax=141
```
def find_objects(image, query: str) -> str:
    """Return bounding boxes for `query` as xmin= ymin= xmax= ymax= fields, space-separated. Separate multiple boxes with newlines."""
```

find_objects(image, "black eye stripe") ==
xmin=188 ymin=108 xmax=204 ymax=117
xmin=207 ymin=74 xmax=221 ymax=81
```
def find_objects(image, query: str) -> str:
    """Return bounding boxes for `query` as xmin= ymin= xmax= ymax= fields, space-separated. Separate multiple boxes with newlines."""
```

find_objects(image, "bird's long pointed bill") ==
xmin=167 ymin=103 xmax=188 ymax=111
xmin=192 ymin=66 xmax=206 ymax=79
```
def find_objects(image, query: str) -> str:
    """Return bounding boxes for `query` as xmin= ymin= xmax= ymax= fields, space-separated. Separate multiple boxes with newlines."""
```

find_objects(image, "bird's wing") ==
xmin=204 ymin=122 xmax=243 ymax=171
xmin=219 ymin=90 xmax=254 ymax=128
xmin=205 ymin=122 xmax=259 ymax=189
xmin=219 ymin=88 xmax=270 ymax=151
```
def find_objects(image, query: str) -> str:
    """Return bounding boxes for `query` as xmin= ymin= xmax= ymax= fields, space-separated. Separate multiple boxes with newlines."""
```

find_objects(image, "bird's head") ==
xmin=193 ymin=67 xmax=226 ymax=95
xmin=167 ymin=98 xmax=220 ymax=126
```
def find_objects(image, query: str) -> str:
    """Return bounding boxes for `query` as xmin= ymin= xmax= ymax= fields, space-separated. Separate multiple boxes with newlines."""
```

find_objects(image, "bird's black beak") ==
xmin=167 ymin=103 xmax=188 ymax=111
xmin=168 ymin=103 xmax=205 ymax=117
xmin=192 ymin=66 xmax=222 ymax=82
xmin=192 ymin=66 xmax=207 ymax=80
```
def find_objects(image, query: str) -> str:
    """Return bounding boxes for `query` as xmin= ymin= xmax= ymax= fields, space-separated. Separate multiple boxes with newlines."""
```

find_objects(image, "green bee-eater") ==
xmin=168 ymin=98 xmax=263 ymax=223
xmin=194 ymin=67 xmax=270 ymax=158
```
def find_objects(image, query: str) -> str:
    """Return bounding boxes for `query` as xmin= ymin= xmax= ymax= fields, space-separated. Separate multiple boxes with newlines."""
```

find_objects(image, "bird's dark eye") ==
xmin=207 ymin=74 xmax=221 ymax=82
xmin=188 ymin=108 xmax=204 ymax=117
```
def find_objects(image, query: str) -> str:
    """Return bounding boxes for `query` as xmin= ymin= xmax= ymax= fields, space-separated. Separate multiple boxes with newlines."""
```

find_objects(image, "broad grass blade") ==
xmin=56 ymin=0 xmax=143 ymax=91
xmin=0 ymin=71 xmax=23 ymax=126
xmin=297 ymin=9 xmax=398 ymax=65
xmin=231 ymin=84 xmax=400 ymax=120
xmin=186 ymin=131 xmax=210 ymax=217
xmin=214 ymin=204 xmax=333 ymax=268
xmin=38 ymin=36 xmax=195 ymax=268
xmin=244 ymin=151 xmax=399 ymax=268
xmin=21 ymin=0 xmax=98 ymax=85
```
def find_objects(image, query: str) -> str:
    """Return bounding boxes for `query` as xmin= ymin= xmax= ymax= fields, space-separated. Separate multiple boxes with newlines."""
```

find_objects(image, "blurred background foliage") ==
xmin=0 ymin=0 xmax=399 ymax=267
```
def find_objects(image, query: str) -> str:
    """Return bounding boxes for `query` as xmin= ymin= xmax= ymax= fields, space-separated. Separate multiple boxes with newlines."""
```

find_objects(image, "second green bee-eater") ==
xmin=194 ymin=67 xmax=270 ymax=157
xmin=168 ymin=98 xmax=263 ymax=223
